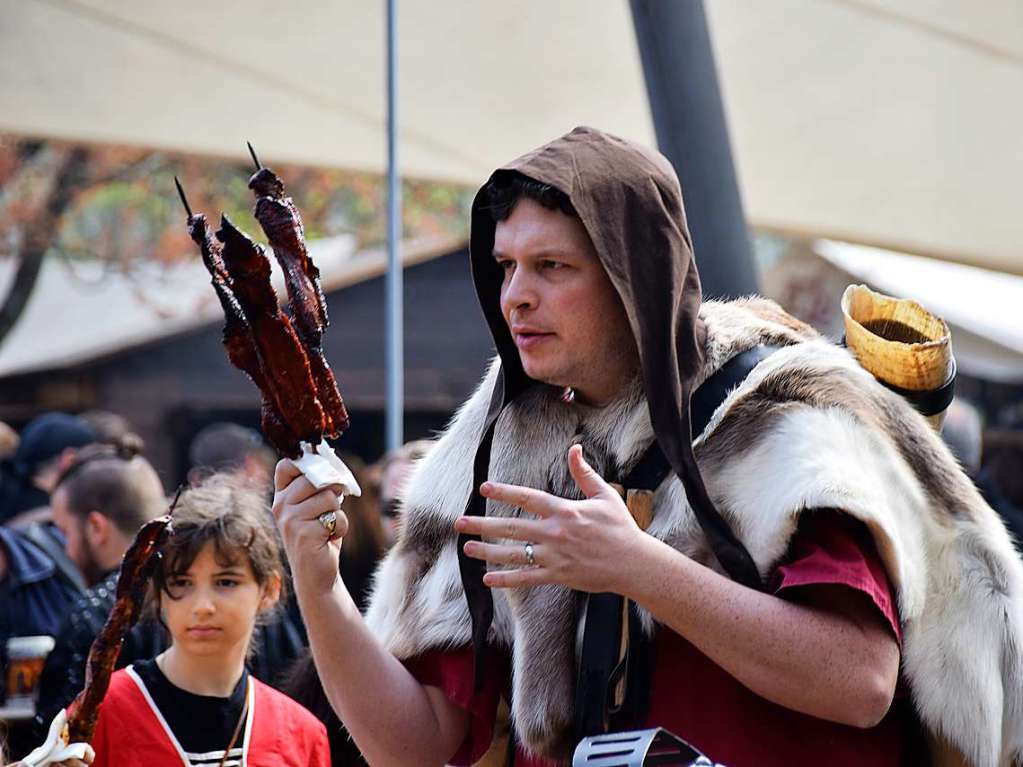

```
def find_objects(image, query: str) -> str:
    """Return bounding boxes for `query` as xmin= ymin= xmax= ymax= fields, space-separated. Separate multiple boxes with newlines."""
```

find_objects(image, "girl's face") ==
xmin=161 ymin=541 xmax=279 ymax=659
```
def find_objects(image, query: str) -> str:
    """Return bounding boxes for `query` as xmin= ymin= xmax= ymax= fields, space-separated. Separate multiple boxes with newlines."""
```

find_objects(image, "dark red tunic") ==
xmin=405 ymin=512 xmax=918 ymax=766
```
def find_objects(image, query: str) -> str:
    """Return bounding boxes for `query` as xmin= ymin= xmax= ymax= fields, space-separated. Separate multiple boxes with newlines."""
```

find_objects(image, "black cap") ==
xmin=13 ymin=412 xmax=97 ymax=478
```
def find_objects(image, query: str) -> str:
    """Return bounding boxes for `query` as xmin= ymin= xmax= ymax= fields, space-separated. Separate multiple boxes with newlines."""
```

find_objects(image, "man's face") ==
xmin=51 ymin=486 xmax=104 ymax=586
xmin=493 ymin=197 xmax=638 ymax=404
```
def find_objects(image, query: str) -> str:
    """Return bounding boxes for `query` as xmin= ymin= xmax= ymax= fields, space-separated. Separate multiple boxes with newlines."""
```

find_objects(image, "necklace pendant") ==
xmin=561 ymin=386 xmax=576 ymax=404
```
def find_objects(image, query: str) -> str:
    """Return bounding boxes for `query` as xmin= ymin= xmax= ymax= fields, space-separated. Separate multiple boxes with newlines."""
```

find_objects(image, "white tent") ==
xmin=2 ymin=0 xmax=1021 ymax=275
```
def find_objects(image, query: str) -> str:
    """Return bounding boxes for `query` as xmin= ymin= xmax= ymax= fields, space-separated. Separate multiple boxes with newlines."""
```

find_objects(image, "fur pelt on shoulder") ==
xmin=365 ymin=297 xmax=1023 ymax=766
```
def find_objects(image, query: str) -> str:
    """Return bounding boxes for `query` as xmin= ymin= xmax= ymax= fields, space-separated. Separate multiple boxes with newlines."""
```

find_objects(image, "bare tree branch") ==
xmin=0 ymin=146 xmax=91 ymax=348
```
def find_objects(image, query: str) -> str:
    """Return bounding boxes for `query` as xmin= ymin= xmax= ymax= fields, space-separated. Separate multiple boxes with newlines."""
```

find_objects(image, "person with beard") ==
xmin=32 ymin=443 xmax=169 ymax=744
xmin=272 ymin=128 xmax=1023 ymax=766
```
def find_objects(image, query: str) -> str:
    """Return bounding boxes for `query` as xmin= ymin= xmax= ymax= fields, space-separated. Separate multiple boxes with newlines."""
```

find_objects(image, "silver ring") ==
xmin=317 ymin=510 xmax=337 ymax=536
xmin=524 ymin=542 xmax=536 ymax=567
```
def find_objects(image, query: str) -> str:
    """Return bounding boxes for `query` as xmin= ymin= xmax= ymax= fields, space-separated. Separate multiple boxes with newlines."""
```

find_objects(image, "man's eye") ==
xmin=216 ymin=579 xmax=240 ymax=588
xmin=540 ymin=260 xmax=565 ymax=270
xmin=497 ymin=260 xmax=514 ymax=272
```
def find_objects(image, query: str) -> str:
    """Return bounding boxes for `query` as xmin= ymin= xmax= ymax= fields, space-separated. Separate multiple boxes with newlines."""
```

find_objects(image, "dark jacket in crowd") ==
xmin=34 ymin=568 xmax=308 ymax=738
xmin=0 ymin=466 xmax=49 ymax=525
xmin=0 ymin=527 xmax=84 ymax=761
xmin=0 ymin=527 xmax=81 ymax=643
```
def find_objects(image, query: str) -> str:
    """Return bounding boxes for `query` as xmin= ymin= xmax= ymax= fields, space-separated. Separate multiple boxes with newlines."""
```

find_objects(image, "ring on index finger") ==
xmin=318 ymin=510 xmax=338 ymax=537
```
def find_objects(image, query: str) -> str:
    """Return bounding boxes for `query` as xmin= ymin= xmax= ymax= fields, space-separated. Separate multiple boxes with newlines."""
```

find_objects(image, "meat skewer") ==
xmin=66 ymin=511 xmax=175 ymax=742
xmin=215 ymin=215 xmax=325 ymax=448
xmin=247 ymin=153 xmax=349 ymax=436
xmin=177 ymin=167 xmax=358 ymax=496
xmin=178 ymin=178 xmax=303 ymax=456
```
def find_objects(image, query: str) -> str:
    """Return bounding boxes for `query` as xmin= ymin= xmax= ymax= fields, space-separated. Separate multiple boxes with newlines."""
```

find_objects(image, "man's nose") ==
xmin=501 ymin=267 xmax=537 ymax=312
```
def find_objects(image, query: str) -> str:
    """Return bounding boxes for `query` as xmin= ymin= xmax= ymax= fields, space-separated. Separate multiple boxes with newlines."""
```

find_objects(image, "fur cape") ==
xmin=365 ymin=298 xmax=1023 ymax=766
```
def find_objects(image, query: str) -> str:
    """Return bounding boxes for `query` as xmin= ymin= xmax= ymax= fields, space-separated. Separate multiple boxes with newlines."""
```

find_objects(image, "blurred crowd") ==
xmin=0 ymin=409 xmax=432 ymax=765
xmin=0 ymin=402 xmax=1020 ymax=764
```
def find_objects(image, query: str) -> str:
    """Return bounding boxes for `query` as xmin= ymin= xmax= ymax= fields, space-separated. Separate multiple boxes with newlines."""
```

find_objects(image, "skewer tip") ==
xmin=247 ymin=141 xmax=262 ymax=171
xmin=174 ymin=176 xmax=193 ymax=219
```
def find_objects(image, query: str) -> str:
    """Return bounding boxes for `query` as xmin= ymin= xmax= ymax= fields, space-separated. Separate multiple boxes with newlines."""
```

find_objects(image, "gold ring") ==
xmin=317 ymin=510 xmax=337 ymax=536
xmin=524 ymin=542 xmax=536 ymax=567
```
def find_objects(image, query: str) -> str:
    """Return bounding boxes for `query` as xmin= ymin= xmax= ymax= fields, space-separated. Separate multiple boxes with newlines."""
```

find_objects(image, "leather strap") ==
xmin=691 ymin=344 xmax=781 ymax=438
xmin=574 ymin=344 xmax=782 ymax=743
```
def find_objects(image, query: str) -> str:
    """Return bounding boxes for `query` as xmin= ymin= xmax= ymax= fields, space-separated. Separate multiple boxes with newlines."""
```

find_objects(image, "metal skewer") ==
xmin=174 ymin=176 xmax=193 ymax=218
xmin=247 ymin=141 xmax=262 ymax=171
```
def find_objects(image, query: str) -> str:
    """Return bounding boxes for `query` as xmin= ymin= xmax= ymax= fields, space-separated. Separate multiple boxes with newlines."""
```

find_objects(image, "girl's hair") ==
xmin=150 ymin=473 xmax=286 ymax=615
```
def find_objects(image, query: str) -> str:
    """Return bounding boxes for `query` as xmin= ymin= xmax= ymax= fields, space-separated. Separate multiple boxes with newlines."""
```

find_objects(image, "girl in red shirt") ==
xmin=81 ymin=474 xmax=329 ymax=767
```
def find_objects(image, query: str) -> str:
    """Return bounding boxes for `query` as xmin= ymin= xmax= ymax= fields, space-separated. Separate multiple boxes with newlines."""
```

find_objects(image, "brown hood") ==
xmin=466 ymin=126 xmax=761 ymax=590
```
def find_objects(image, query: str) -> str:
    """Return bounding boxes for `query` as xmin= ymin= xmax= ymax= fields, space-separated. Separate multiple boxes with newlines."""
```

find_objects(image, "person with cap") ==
xmin=272 ymin=128 xmax=1023 ymax=766
xmin=0 ymin=413 xmax=97 ymax=526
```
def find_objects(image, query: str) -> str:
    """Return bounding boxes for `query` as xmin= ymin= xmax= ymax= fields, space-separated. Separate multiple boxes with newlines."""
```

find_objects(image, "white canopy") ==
xmin=1 ymin=0 xmax=1021 ymax=274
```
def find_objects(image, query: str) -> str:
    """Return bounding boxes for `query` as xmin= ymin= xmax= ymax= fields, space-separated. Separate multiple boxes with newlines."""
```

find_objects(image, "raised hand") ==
xmin=271 ymin=459 xmax=347 ymax=595
xmin=455 ymin=444 xmax=644 ymax=594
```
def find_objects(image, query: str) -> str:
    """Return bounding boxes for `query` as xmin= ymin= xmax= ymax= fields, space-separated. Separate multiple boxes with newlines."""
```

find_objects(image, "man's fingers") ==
xmin=276 ymin=490 xmax=348 ymax=540
xmin=567 ymin=443 xmax=611 ymax=500
xmin=274 ymin=458 xmax=304 ymax=492
xmin=463 ymin=540 xmax=544 ymax=567
xmin=455 ymin=514 xmax=545 ymax=542
xmin=289 ymin=490 xmax=343 ymax=522
xmin=479 ymin=481 xmax=560 ymax=517
xmin=271 ymin=471 xmax=324 ymax=516
xmin=483 ymin=567 xmax=550 ymax=589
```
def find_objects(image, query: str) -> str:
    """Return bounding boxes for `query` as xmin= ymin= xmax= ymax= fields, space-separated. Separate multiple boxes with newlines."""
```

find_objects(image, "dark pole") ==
xmin=629 ymin=0 xmax=759 ymax=298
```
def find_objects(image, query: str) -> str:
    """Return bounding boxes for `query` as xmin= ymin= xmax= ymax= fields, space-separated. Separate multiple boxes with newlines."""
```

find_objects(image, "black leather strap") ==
xmin=881 ymin=357 xmax=957 ymax=417
xmin=575 ymin=344 xmax=782 ymax=744
xmin=691 ymin=345 xmax=781 ymax=438
xmin=573 ymin=442 xmax=672 ymax=743
xmin=458 ymin=418 xmax=498 ymax=692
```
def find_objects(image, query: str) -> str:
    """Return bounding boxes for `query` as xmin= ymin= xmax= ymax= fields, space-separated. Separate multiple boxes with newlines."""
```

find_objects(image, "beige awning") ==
xmin=1 ymin=0 xmax=1021 ymax=274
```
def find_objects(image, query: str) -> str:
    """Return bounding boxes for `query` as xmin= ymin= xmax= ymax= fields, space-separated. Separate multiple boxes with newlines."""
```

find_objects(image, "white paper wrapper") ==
xmin=290 ymin=440 xmax=362 ymax=496
xmin=21 ymin=710 xmax=92 ymax=767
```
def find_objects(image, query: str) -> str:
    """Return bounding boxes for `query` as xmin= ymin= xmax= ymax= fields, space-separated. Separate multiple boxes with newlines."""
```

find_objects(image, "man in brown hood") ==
xmin=273 ymin=128 xmax=1023 ymax=766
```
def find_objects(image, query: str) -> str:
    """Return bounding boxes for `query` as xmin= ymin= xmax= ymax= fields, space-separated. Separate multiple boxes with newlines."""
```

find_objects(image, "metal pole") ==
xmin=629 ymin=0 xmax=759 ymax=299
xmin=385 ymin=0 xmax=403 ymax=451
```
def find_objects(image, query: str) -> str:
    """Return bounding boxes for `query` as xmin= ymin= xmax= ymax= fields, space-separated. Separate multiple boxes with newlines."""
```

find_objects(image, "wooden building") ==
xmin=0 ymin=239 xmax=494 ymax=485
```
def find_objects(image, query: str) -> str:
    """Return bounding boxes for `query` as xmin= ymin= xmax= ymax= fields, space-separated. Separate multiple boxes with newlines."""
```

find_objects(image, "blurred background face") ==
xmin=379 ymin=458 xmax=415 ymax=545
xmin=50 ymin=485 xmax=104 ymax=585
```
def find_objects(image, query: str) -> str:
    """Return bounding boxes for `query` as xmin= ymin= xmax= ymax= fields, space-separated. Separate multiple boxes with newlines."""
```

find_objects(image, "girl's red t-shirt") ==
xmin=404 ymin=511 xmax=921 ymax=767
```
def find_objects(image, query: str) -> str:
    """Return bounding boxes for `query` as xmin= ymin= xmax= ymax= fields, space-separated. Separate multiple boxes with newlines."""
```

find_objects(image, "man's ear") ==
xmin=259 ymin=572 xmax=283 ymax=611
xmin=58 ymin=447 xmax=79 ymax=475
xmin=84 ymin=510 xmax=112 ymax=547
